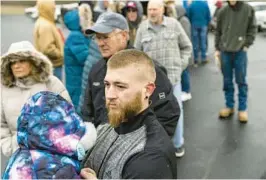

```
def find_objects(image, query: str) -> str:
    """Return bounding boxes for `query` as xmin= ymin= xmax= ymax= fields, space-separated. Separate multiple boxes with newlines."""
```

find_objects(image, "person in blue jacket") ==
xmin=77 ymin=39 xmax=102 ymax=114
xmin=187 ymin=0 xmax=211 ymax=65
xmin=64 ymin=3 xmax=92 ymax=109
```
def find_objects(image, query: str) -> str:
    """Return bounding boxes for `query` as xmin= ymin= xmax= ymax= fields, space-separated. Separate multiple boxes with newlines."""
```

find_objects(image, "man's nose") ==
xmin=97 ymin=40 xmax=105 ymax=47
xmin=105 ymin=86 xmax=117 ymax=100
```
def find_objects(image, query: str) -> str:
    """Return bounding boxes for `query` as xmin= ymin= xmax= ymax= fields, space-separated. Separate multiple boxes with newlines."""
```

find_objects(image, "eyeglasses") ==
xmin=127 ymin=8 xmax=137 ymax=12
xmin=92 ymin=30 xmax=122 ymax=43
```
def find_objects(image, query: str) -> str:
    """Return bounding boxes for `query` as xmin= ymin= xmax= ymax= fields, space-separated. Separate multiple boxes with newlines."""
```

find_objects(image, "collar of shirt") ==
xmin=147 ymin=16 xmax=168 ymax=30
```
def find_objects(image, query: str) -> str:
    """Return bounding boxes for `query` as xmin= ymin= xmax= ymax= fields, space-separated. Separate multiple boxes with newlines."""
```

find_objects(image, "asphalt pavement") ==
xmin=1 ymin=14 xmax=266 ymax=178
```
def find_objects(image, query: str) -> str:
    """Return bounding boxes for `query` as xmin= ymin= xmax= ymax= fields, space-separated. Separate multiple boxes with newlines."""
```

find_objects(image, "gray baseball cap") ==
xmin=85 ymin=12 xmax=129 ymax=35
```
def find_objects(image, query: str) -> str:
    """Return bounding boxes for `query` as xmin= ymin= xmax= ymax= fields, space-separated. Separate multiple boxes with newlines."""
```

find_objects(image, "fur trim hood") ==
xmin=1 ymin=41 xmax=53 ymax=87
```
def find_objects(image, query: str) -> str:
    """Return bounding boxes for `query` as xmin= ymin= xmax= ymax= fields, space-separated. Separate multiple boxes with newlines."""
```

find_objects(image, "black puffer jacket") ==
xmin=81 ymin=46 xmax=180 ymax=137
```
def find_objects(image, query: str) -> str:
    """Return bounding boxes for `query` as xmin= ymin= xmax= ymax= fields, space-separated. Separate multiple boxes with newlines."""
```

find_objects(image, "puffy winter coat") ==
xmin=2 ymin=91 xmax=97 ymax=179
xmin=1 ymin=41 xmax=71 ymax=157
xmin=64 ymin=8 xmax=91 ymax=109
xmin=34 ymin=0 xmax=64 ymax=67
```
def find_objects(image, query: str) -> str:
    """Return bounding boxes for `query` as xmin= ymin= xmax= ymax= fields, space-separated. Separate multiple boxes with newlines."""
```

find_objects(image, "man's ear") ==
xmin=121 ymin=30 xmax=129 ymax=41
xmin=145 ymin=82 xmax=156 ymax=98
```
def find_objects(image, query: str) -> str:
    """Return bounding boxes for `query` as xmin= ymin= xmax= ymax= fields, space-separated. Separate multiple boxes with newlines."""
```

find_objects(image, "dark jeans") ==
xmin=181 ymin=68 xmax=191 ymax=93
xmin=221 ymin=50 xmax=248 ymax=111
xmin=192 ymin=25 xmax=208 ymax=62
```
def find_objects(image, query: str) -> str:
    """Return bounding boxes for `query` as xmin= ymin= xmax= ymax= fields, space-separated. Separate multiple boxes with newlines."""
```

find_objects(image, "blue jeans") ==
xmin=221 ymin=50 xmax=248 ymax=111
xmin=181 ymin=68 xmax=191 ymax=93
xmin=53 ymin=66 xmax=62 ymax=80
xmin=192 ymin=25 xmax=208 ymax=62
xmin=172 ymin=83 xmax=184 ymax=148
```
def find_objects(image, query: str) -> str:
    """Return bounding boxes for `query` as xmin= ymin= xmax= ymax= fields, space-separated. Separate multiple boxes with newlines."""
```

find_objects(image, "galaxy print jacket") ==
xmin=2 ymin=91 xmax=97 ymax=179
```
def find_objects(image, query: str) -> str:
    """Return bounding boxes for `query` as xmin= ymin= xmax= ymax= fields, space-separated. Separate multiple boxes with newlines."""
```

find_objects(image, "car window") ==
xmin=253 ymin=5 xmax=266 ymax=11
xmin=260 ymin=5 xmax=266 ymax=11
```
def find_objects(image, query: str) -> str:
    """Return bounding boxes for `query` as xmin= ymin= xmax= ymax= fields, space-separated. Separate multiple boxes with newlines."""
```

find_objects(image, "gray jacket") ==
xmin=176 ymin=5 xmax=193 ymax=65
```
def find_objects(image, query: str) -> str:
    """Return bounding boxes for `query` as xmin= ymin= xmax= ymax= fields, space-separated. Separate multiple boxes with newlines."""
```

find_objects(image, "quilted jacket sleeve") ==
xmin=1 ymin=102 xmax=13 ymax=157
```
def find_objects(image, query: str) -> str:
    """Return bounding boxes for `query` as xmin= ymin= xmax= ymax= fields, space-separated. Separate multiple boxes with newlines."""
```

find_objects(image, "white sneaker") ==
xmin=175 ymin=146 xmax=185 ymax=157
xmin=181 ymin=92 xmax=192 ymax=102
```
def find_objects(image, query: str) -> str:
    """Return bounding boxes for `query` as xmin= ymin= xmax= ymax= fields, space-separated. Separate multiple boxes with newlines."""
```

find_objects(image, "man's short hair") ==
xmin=148 ymin=0 xmax=165 ymax=7
xmin=107 ymin=49 xmax=156 ymax=83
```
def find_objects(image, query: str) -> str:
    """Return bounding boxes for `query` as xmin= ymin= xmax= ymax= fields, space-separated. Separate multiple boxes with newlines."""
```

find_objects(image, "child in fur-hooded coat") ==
xmin=1 ymin=41 xmax=71 ymax=157
xmin=2 ymin=91 xmax=97 ymax=179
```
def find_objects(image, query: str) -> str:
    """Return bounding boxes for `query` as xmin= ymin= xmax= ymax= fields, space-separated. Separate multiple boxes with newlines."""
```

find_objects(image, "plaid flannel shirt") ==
xmin=135 ymin=16 xmax=192 ymax=85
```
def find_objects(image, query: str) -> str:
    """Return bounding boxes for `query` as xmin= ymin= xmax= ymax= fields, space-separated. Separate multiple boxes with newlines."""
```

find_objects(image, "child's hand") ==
xmin=80 ymin=168 xmax=97 ymax=180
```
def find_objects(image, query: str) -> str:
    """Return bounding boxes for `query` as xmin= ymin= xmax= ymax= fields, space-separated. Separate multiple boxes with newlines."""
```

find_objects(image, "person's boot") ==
xmin=238 ymin=111 xmax=248 ymax=123
xmin=219 ymin=108 xmax=234 ymax=118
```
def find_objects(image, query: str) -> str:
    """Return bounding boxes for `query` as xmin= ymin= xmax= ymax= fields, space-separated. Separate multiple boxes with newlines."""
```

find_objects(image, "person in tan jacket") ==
xmin=1 ymin=41 xmax=71 ymax=157
xmin=34 ymin=0 xmax=64 ymax=80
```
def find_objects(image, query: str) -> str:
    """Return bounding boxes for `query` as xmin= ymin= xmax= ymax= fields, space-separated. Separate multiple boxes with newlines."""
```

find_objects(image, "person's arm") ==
xmin=179 ymin=18 xmax=191 ymax=40
xmin=1 ymin=103 xmax=13 ymax=157
xmin=244 ymin=7 xmax=257 ymax=49
xmin=187 ymin=5 xmax=192 ymax=22
xmin=68 ymin=33 xmax=90 ymax=65
xmin=206 ymin=3 xmax=211 ymax=25
xmin=134 ymin=25 xmax=143 ymax=50
xmin=122 ymin=151 xmax=176 ymax=179
xmin=150 ymin=65 xmax=180 ymax=137
xmin=80 ymin=72 xmax=95 ymax=123
xmin=37 ymin=25 xmax=62 ymax=61
xmin=215 ymin=8 xmax=222 ymax=51
xmin=177 ymin=21 xmax=192 ymax=71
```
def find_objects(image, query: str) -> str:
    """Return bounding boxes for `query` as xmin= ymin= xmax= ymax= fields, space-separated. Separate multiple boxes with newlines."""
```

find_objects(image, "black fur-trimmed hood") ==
xmin=1 ymin=41 xmax=53 ymax=87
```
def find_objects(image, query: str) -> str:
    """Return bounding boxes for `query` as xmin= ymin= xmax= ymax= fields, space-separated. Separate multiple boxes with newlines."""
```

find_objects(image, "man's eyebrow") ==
xmin=114 ymin=81 xmax=128 ymax=86
xmin=104 ymin=80 xmax=128 ymax=86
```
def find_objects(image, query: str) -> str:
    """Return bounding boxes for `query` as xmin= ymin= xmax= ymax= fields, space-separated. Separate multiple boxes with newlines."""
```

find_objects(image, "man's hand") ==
xmin=80 ymin=168 xmax=97 ymax=180
xmin=214 ymin=50 xmax=221 ymax=69
xmin=214 ymin=50 xmax=220 ymax=59
xmin=243 ymin=46 xmax=248 ymax=52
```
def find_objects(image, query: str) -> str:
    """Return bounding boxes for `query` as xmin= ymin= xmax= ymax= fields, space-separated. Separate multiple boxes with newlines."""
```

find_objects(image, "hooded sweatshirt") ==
xmin=123 ymin=1 xmax=143 ymax=46
xmin=1 ymin=41 xmax=71 ymax=157
xmin=175 ymin=5 xmax=191 ymax=39
xmin=215 ymin=1 xmax=256 ymax=52
xmin=175 ymin=5 xmax=193 ymax=65
xmin=2 ymin=91 xmax=97 ymax=179
xmin=34 ymin=0 xmax=64 ymax=67
xmin=63 ymin=4 xmax=92 ymax=110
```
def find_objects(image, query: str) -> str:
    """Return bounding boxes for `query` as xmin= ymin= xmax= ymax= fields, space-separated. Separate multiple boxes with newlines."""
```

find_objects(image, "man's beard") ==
xmin=149 ymin=15 xmax=160 ymax=24
xmin=106 ymin=91 xmax=143 ymax=128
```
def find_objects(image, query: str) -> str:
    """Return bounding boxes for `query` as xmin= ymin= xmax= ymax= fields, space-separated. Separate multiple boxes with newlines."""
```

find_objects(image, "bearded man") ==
xmin=80 ymin=49 xmax=177 ymax=179
xmin=80 ymin=12 xmax=180 ymax=138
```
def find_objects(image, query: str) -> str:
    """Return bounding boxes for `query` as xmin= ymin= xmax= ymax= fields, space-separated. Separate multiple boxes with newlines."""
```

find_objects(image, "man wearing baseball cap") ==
xmin=80 ymin=12 xmax=180 ymax=178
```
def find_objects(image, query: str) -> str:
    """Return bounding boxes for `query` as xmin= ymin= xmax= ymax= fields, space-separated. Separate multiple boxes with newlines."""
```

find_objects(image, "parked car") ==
xmin=248 ymin=2 xmax=266 ymax=32
xmin=261 ymin=15 xmax=266 ymax=31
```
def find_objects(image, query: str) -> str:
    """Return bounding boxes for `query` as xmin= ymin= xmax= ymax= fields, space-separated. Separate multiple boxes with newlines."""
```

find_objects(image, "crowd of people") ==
xmin=1 ymin=0 xmax=257 ymax=179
